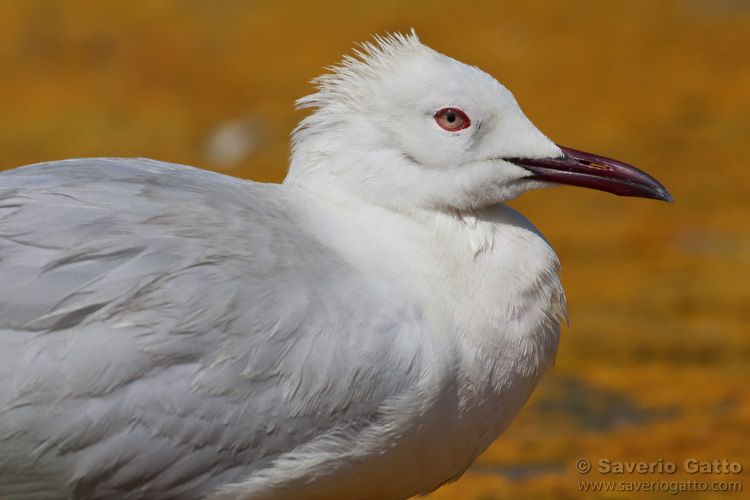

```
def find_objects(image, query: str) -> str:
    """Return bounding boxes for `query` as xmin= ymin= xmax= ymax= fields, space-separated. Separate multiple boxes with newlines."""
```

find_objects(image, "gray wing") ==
xmin=0 ymin=159 xmax=431 ymax=499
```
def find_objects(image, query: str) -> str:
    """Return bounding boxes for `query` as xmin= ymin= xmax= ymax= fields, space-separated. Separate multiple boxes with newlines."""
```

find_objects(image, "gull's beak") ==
xmin=509 ymin=145 xmax=673 ymax=202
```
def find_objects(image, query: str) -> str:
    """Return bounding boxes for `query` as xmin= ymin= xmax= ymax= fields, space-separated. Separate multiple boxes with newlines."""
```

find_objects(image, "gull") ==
xmin=0 ymin=33 xmax=671 ymax=500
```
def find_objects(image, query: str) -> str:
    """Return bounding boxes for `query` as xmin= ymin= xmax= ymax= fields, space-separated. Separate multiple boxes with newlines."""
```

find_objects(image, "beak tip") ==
xmin=643 ymin=186 xmax=673 ymax=203
xmin=651 ymin=184 xmax=674 ymax=203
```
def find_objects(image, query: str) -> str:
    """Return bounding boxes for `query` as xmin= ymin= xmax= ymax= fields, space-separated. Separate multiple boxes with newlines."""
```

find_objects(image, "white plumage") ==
xmin=0 ymin=33 xmax=670 ymax=500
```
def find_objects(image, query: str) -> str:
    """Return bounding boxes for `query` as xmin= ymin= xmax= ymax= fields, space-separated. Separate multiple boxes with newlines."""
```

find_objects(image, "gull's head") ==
xmin=287 ymin=32 xmax=672 ymax=211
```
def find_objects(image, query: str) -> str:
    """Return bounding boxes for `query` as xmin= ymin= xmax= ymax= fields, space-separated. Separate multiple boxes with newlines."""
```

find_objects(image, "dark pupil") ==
xmin=446 ymin=112 xmax=456 ymax=122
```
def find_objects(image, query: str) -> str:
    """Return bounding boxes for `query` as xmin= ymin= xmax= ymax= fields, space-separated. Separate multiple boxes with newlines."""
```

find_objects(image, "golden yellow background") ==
xmin=1 ymin=1 xmax=748 ymax=498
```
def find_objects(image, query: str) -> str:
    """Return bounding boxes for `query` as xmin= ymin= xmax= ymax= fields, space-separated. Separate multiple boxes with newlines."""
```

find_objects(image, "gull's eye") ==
xmin=434 ymin=108 xmax=471 ymax=132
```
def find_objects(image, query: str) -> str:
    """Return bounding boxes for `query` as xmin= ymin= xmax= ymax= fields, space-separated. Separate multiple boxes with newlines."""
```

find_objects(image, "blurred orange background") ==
xmin=1 ymin=1 xmax=748 ymax=498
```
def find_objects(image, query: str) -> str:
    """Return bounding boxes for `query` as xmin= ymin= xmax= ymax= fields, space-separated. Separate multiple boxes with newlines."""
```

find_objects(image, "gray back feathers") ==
xmin=0 ymin=158 xmax=431 ymax=499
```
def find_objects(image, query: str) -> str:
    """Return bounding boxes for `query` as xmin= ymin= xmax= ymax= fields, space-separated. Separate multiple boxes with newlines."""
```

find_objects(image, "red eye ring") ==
xmin=434 ymin=108 xmax=471 ymax=132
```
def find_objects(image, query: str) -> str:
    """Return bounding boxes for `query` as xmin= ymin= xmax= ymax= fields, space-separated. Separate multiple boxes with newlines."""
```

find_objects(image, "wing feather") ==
xmin=0 ymin=159 xmax=432 ymax=499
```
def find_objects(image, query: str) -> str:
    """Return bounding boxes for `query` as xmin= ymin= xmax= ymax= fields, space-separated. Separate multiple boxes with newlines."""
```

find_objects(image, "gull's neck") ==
xmin=289 ymin=182 xmax=566 ymax=382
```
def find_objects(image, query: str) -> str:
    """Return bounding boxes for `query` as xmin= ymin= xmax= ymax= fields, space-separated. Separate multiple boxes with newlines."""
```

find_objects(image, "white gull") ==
xmin=0 ymin=32 xmax=671 ymax=500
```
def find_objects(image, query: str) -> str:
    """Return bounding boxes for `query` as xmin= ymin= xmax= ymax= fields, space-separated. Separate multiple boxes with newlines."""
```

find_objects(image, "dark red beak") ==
xmin=509 ymin=145 xmax=673 ymax=202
